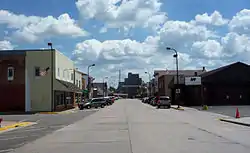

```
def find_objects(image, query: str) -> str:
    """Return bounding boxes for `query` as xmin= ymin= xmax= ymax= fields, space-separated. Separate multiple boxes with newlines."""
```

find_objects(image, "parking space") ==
xmin=0 ymin=110 xmax=96 ymax=153
xmin=193 ymin=105 xmax=250 ymax=117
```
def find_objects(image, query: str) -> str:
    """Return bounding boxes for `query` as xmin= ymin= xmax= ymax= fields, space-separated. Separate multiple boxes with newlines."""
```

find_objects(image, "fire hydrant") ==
xmin=0 ymin=118 xmax=2 ymax=128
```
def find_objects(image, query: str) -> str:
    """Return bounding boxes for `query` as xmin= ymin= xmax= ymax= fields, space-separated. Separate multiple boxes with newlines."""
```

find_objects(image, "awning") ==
xmin=82 ymin=89 xmax=88 ymax=94
xmin=56 ymin=80 xmax=82 ymax=93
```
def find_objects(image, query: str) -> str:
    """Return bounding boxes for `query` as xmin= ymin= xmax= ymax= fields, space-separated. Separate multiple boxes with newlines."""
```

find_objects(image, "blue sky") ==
xmin=1 ymin=0 xmax=250 ymax=84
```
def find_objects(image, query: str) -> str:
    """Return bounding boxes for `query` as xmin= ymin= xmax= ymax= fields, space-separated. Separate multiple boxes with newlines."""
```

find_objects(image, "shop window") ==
xmin=57 ymin=68 xmax=60 ymax=77
xmin=7 ymin=66 xmax=14 ymax=81
xmin=35 ymin=67 xmax=40 ymax=76
xmin=71 ymin=73 xmax=73 ymax=81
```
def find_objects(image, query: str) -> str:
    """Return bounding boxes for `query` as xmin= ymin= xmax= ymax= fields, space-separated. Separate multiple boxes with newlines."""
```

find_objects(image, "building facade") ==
xmin=0 ymin=49 xmax=82 ymax=112
xmin=0 ymin=52 xmax=26 ymax=111
xmin=158 ymin=68 xmax=206 ymax=106
xmin=123 ymin=73 xmax=142 ymax=98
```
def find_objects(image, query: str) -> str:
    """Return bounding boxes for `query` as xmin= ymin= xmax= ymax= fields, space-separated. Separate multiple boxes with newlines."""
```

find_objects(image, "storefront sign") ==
xmin=185 ymin=77 xmax=201 ymax=85
xmin=66 ymin=97 xmax=71 ymax=100
xmin=176 ymin=88 xmax=181 ymax=94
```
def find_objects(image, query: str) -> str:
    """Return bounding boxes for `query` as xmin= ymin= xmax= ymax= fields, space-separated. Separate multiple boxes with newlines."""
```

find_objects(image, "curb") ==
xmin=219 ymin=118 xmax=250 ymax=127
xmin=171 ymin=106 xmax=185 ymax=111
xmin=0 ymin=122 xmax=34 ymax=132
xmin=37 ymin=112 xmax=58 ymax=114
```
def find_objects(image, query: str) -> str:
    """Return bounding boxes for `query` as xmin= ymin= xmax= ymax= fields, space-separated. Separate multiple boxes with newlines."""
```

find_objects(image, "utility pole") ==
xmin=119 ymin=70 xmax=121 ymax=84
xmin=87 ymin=64 xmax=95 ymax=99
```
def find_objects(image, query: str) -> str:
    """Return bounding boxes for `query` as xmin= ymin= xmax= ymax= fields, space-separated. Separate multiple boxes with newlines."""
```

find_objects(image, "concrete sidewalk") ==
xmin=11 ymin=99 xmax=250 ymax=153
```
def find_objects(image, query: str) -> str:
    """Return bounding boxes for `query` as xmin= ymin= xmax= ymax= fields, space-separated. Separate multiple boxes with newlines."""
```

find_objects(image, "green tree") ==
xmin=109 ymin=86 xmax=116 ymax=92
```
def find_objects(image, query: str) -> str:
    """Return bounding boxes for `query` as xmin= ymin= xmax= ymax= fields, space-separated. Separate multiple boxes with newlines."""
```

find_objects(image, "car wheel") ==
xmin=101 ymin=104 xmax=105 ymax=108
xmin=87 ymin=105 xmax=91 ymax=109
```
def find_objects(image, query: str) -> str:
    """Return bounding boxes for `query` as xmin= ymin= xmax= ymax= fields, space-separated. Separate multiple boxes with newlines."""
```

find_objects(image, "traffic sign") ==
xmin=176 ymin=88 xmax=181 ymax=94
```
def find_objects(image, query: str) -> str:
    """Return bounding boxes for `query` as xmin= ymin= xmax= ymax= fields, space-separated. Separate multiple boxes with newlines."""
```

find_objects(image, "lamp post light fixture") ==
xmin=87 ymin=64 xmax=95 ymax=99
xmin=166 ymin=47 xmax=180 ymax=108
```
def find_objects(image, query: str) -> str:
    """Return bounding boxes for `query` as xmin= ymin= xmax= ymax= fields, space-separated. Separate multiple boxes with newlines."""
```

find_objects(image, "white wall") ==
xmin=75 ymin=71 xmax=82 ymax=89
xmin=55 ymin=50 xmax=74 ymax=83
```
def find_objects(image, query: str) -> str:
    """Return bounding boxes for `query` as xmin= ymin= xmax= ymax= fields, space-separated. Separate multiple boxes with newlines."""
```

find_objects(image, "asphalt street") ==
xmin=192 ymin=105 xmax=250 ymax=117
xmin=0 ymin=109 xmax=96 ymax=153
xmin=9 ymin=99 xmax=250 ymax=153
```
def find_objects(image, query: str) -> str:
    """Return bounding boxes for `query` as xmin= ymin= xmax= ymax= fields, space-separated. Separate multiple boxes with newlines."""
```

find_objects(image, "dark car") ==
xmin=156 ymin=96 xmax=171 ymax=109
xmin=145 ymin=97 xmax=154 ymax=104
xmin=79 ymin=98 xmax=106 ymax=110
xmin=104 ymin=96 xmax=113 ymax=105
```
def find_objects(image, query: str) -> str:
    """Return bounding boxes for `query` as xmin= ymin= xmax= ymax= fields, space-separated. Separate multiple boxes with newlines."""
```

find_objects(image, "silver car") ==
xmin=156 ymin=96 xmax=171 ymax=109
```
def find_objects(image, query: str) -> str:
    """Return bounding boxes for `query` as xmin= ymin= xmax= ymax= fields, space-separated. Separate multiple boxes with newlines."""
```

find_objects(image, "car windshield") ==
xmin=160 ymin=97 xmax=169 ymax=100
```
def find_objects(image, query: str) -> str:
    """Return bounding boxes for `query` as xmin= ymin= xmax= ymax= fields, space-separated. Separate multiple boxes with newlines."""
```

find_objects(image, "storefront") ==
xmin=54 ymin=80 xmax=82 ymax=111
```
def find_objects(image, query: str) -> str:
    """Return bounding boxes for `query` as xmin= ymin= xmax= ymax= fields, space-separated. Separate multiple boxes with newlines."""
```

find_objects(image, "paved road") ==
xmin=192 ymin=105 xmax=250 ymax=117
xmin=8 ymin=99 xmax=250 ymax=153
xmin=0 ymin=109 xmax=96 ymax=153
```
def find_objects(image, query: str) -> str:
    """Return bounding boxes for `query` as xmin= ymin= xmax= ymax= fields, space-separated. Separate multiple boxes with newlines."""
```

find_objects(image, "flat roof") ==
xmin=0 ymin=49 xmax=56 ymax=55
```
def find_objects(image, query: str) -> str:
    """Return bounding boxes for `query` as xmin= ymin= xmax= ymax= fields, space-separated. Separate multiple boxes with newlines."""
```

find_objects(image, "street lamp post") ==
xmin=48 ymin=42 xmax=54 ymax=111
xmin=103 ymin=77 xmax=108 ymax=97
xmin=166 ymin=47 xmax=180 ymax=108
xmin=87 ymin=64 xmax=95 ymax=99
xmin=145 ymin=72 xmax=151 ymax=97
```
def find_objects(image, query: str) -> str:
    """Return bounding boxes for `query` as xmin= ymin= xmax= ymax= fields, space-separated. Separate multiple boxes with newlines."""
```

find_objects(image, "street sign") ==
xmin=185 ymin=77 xmax=201 ymax=85
xmin=176 ymin=88 xmax=181 ymax=94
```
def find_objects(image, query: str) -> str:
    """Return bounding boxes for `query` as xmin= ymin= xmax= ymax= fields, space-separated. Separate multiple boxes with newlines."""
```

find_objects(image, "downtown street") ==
xmin=1 ymin=99 xmax=250 ymax=153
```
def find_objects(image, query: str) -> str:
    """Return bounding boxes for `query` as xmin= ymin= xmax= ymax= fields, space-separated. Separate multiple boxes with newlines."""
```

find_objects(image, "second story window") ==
xmin=76 ymin=80 xmax=78 ymax=86
xmin=63 ymin=71 xmax=65 ymax=78
xmin=35 ymin=67 xmax=40 ymax=76
xmin=79 ymin=80 xmax=81 ymax=87
xmin=7 ymin=66 xmax=14 ymax=81
xmin=58 ymin=68 xmax=60 ymax=77
xmin=71 ymin=73 xmax=73 ymax=81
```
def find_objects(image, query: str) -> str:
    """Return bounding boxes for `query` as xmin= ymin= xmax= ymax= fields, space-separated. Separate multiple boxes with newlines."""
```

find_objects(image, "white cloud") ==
xmin=194 ymin=11 xmax=228 ymax=26
xmin=72 ymin=7 xmax=250 ymax=82
xmin=0 ymin=10 xmax=88 ymax=43
xmin=221 ymin=32 xmax=250 ymax=58
xmin=158 ymin=20 xmax=217 ymax=51
xmin=191 ymin=40 xmax=223 ymax=59
xmin=229 ymin=9 xmax=250 ymax=35
xmin=76 ymin=0 xmax=167 ymax=32
xmin=0 ymin=40 xmax=14 ymax=50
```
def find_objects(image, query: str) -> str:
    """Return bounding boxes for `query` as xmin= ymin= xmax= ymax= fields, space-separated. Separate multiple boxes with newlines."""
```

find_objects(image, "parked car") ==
xmin=104 ymin=96 xmax=113 ymax=105
xmin=79 ymin=98 xmax=106 ymax=110
xmin=156 ymin=96 xmax=171 ymax=109
xmin=142 ymin=97 xmax=148 ymax=103
xmin=145 ymin=97 xmax=154 ymax=104
xmin=150 ymin=97 xmax=157 ymax=106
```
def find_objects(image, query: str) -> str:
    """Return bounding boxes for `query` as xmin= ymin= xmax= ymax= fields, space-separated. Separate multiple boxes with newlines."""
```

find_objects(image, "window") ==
xmin=35 ymin=67 xmax=40 ymax=76
xmin=71 ymin=73 xmax=73 ymax=81
xmin=76 ymin=80 xmax=78 ymax=86
xmin=67 ymin=72 xmax=70 ymax=79
xmin=57 ymin=68 xmax=60 ymax=77
xmin=63 ymin=71 xmax=65 ymax=78
xmin=7 ymin=66 xmax=14 ymax=81
xmin=79 ymin=80 xmax=81 ymax=87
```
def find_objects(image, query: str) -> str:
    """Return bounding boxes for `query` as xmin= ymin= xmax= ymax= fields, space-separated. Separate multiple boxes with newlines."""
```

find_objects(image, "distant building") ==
xmin=92 ymin=82 xmax=108 ymax=98
xmin=122 ymin=72 xmax=142 ymax=98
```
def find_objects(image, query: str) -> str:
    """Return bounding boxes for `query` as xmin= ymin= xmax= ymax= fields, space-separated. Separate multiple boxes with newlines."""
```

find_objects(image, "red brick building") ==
xmin=0 ymin=52 xmax=26 ymax=111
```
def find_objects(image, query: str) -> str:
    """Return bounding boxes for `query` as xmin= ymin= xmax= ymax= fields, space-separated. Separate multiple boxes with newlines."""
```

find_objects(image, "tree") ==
xmin=109 ymin=86 xmax=116 ymax=92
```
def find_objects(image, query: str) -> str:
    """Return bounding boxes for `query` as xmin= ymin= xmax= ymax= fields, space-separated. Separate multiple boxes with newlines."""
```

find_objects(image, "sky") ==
xmin=1 ymin=0 xmax=250 ymax=87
